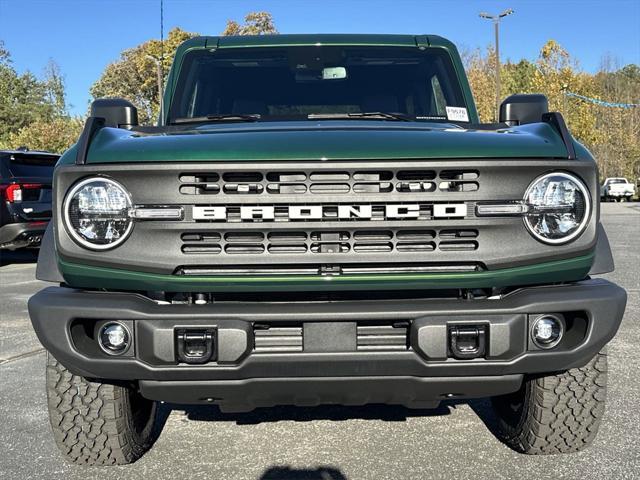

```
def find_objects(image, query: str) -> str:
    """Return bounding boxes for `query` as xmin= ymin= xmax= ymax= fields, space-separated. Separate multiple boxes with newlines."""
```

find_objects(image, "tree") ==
xmin=90 ymin=28 xmax=196 ymax=124
xmin=222 ymin=12 xmax=278 ymax=36
xmin=91 ymin=13 xmax=278 ymax=124
xmin=530 ymin=40 xmax=601 ymax=146
xmin=6 ymin=117 xmax=83 ymax=154
xmin=463 ymin=39 xmax=639 ymax=180
xmin=0 ymin=41 xmax=71 ymax=149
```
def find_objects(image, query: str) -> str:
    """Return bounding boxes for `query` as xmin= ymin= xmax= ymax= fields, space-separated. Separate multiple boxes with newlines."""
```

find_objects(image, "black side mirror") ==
xmin=90 ymin=98 xmax=138 ymax=128
xmin=499 ymin=94 xmax=548 ymax=126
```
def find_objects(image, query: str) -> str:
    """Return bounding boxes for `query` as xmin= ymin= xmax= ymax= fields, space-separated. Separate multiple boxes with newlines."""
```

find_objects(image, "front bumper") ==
xmin=29 ymin=279 xmax=626 ymax=410
xmin=0 ymin=222 xmax=48 ymax=249
xmin=605 ymin=190 xmax=633 ymax=197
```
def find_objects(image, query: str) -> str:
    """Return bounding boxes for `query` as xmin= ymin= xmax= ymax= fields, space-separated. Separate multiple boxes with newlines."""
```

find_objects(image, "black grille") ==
xmin=181 ymin=229 xmax=478 ymax=255
xmin=179 ymin=169 xmax=479 ymax=196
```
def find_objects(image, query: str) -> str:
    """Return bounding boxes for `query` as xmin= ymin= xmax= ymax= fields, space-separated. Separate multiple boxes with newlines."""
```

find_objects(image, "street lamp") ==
xmin=479 ymin=8 xmax=515 ymax=121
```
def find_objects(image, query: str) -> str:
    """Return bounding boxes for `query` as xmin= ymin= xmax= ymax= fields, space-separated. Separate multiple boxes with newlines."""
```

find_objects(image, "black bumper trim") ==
xmin=139 ymin=375 xmax=524 ymax=411
xmin=29 ymin=279 xmax=626 ymax=384
xmin=0 ymin=222 xmax=47 ymax=249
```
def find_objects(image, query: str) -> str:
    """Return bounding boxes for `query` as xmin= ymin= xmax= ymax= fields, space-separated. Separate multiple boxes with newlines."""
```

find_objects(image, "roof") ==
xmin=177 ymin=33 xmax=456 ymax=50
xmin=0 ymin=149 xmax=60 ymax=157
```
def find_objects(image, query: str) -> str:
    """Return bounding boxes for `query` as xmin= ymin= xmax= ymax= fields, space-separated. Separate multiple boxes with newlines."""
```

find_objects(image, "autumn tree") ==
xmin=0 ymin=43 xmax=67 ymax=144
xmin=222 ymin=12 xmax=278 ymax=36
xmin=0 ymin=41 xmax=80 ymax=153
xmin=464 ymin=39 xmax=638 ymax=179
xmin=6 ymin=117 xmax=83 ymax=153
xmin=91 ymin=13 xmax=278 ymax=124
xmin=90 ymin=27 xmax=196 ymax=124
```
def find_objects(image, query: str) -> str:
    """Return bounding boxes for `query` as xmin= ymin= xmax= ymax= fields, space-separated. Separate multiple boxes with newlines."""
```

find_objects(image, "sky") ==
xmin=1 ymin=0 xmax=639 ymax=116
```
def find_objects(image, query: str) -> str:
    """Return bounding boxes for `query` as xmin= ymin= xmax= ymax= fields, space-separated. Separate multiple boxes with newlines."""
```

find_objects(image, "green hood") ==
xmin=80 ymin=120 xmax=571 ymax=164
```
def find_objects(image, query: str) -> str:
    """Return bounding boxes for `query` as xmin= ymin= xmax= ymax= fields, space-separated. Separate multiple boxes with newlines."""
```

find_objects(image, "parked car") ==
xmin=601 ymin=177 xmax=635 ymax=202
xmin=30 ymin=33 xmax=626 ymax=465
xmin=0 ymin=148 xmax=58 ymax=250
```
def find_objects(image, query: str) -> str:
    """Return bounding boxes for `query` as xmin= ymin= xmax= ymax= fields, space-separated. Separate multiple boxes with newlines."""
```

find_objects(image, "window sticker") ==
xmin=445 ymin=106 xmax=469 ymax=122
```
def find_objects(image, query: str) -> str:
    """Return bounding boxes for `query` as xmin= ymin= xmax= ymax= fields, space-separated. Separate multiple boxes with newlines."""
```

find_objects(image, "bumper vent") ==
xmin=253 ymin=322 xmax=409 ymax=353
xmin=357 ymin=324 xmax=409 ymax=351
xmin=254 ymin=326 xmax=303 ymax=353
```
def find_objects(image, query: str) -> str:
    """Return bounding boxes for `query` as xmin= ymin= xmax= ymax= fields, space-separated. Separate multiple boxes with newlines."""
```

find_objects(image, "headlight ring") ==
xmin=523 ymin=172 xmax=591 ymax=245
xmin=63 ymin=177 xmax=133 ymax=250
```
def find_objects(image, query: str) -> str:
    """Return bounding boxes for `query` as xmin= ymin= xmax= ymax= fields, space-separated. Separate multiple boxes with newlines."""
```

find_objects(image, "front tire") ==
xmin=492 ymin=350 xmax=607 ymax=454
xmin=45 ymin=353 xmax=158 ymax=465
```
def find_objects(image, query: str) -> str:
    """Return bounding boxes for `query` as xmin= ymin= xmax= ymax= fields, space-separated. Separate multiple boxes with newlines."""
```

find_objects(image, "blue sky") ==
xmin=1 ymin=0 xmax=639 ymax=116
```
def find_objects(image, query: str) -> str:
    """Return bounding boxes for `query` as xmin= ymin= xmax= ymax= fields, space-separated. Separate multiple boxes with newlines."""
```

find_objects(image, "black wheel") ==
xmin=492 ymin=350 xmax=607 ymax=454
xmin=45 ymin=353 xmax=158 ymax=465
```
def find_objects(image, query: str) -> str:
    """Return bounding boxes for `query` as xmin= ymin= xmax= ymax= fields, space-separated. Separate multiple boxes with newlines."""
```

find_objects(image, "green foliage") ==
xmin=0 ymin=40 xmax=79 ymax=153
xmin=464 ymin=40 xmax=639 ymax=179
xmin=6 ymin=117 xmax=83 ymax=154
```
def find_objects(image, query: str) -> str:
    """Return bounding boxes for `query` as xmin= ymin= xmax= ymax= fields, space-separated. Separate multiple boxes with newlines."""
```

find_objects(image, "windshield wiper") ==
xmin=308 ymin=112 xmax=412 ymax=122
xmin=172 ymin=114 xmax=261 ymax=125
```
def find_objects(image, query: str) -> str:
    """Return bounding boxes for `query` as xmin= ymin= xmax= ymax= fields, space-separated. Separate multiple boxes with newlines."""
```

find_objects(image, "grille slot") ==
xmin=353 ymin=242 xmax=393 ymax=253
xmin=181 ymin=245 xmax=222 ymax=254
xmin=225 ymin=244 xmax=265 ymax=254
xmin=439 ymin=241 xmax=478 ymax=251
xmin=396 ymin=242 xmax=436 ymax=252
xmin=254 ymin=326 xmax=303 ymax=353
xmin=310 ymin=183 xmax=350 ymax=194
xmin=357 ymin=324 xmax=409 ymax=351
xmin=225 ymin=232 xmax=265 ymax=242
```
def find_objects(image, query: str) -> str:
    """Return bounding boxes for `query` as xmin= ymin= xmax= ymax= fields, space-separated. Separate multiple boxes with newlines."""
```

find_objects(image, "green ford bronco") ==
xmin=30 ymin=34 xmax=627 ymax=465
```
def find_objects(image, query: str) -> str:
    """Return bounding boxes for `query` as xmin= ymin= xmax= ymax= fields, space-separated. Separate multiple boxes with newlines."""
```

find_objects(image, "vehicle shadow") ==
xmin=0 ymin=249 xmax=39 ymax=266
xmin=158 ymin=397 xmax=498 ymax=428
xmin=162 ymin=401 xmax=454 ymax=426
xmin=258 ymin=465 xmax=348 ymax=480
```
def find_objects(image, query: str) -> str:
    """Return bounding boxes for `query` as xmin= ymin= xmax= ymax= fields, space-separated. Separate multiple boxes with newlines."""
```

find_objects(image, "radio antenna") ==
xmin=159 ymin=0 xmax=165 ymax=123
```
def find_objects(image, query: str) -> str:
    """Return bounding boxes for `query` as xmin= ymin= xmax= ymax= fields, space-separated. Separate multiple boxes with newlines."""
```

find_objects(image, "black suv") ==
xmin=0 ymin=149 xmax=58 ymax=250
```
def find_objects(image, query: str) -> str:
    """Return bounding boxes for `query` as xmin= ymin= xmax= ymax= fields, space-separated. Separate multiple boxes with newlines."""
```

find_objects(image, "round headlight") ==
xmin=63 ymin=177 xmax=133 ymax=250
xmin=523 ymin=172 xmax=591 ymax=245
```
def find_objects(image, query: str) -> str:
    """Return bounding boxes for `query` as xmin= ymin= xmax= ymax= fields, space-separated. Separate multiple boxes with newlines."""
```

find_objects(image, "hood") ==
xmin=83 ymin=120 xmax=571 ymax=163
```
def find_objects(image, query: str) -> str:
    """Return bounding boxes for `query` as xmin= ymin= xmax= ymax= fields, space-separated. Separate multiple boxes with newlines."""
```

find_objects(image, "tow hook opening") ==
xmin=176 ymin=329 xmax=216 ymax=364
xmin=448 ymin=325 xmax=487 ymax=359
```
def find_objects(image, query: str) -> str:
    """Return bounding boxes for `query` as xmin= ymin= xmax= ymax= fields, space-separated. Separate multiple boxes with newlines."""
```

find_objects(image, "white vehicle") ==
xmin=601 ymin=177 xmax=635 ymax=202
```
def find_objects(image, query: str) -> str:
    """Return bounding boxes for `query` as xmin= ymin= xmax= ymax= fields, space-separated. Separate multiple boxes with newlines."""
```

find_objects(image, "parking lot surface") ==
xmin=1 ymin=202 xmax=639 ymax=480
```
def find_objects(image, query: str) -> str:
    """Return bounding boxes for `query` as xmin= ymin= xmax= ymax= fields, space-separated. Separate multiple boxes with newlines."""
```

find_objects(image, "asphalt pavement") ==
xmin=1 ymin=202 xmax=639 ymax=480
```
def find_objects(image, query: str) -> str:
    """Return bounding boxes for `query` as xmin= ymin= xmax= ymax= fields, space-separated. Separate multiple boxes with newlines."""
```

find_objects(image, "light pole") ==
xmin=479 ymin=9 xmax=514 ymax=121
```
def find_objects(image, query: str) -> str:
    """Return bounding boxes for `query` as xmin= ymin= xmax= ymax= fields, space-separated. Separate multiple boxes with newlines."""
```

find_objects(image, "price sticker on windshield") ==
xmin=446 ymin=106 xmax=469 ymax=122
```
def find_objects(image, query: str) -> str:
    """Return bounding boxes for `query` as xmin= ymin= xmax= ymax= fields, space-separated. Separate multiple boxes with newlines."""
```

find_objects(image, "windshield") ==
xmin=607 ymin=179 xmax=628 ymax=184
xmin=169 ymin=46 xmax=469 ymax=123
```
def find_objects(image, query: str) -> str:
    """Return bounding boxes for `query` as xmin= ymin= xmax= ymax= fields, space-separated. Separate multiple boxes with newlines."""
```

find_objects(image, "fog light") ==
xmin=99 ymin=322 xmax=130 ymax=355
xmin=532 ymin=315 xmax=563 ymax=349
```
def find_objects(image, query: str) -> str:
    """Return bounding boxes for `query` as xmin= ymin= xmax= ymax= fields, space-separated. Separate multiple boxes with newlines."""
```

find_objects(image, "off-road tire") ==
xmin=492 ymin=350 xmax=607 ymax=454
xmin=45 ymin=353 xmax=158 ymax=465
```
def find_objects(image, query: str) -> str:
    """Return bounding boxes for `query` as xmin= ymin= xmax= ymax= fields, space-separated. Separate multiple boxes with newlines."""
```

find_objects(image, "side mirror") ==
xmin=499 ymin=94 xmax=548 ymax=126
xmin=90 ymin=98 xmax=138 ymax=128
